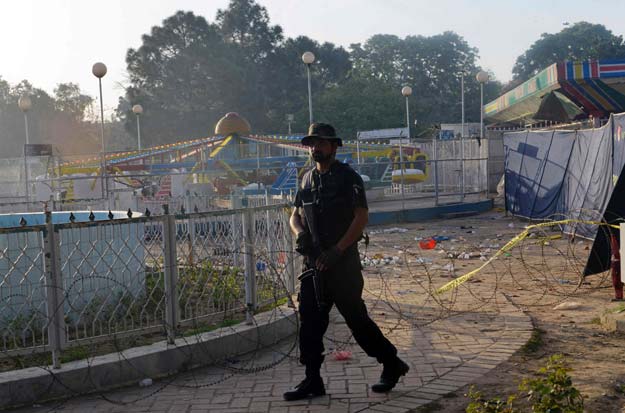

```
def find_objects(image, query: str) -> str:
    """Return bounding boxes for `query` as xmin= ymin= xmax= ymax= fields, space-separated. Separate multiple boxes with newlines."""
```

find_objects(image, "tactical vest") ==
xmin=299 ymin=162 xmax=356 ymax=248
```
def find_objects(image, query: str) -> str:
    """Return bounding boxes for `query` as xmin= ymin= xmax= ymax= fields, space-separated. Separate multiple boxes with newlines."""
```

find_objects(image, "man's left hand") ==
xmin=316 ymin=245 xmax=342 ymax=271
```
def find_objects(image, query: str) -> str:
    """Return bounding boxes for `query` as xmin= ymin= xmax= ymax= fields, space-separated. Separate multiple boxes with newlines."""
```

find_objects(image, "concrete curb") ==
xmin=0 ymin=307 xmax=297 ymax=410
xmin=600 ymin=309 xmax=625 ymax=332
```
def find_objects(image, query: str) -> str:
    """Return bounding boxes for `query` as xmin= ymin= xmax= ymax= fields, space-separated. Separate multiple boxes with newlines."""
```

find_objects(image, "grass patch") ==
xmin=1 ymin=268 xmax=289 ymax=373
xmin=1 ymin=353 xmax=51 ymax=371
xmin=0 ymin=296 xmax=289 ymax=373
xmin=183 ymin=318 xmax=243 ymax=337
xmin=607 ymin=304 xmax=625 ymax=314
xmin=0 ymin=334 xmax=158 ymax=372
xmin=60 ymin=345 xmax=90 ymax=363
xmin=465 ymin=355 xmax=584 ymax=413
xmin=257 ymin=296 xmax=288 ymax=312
xmin=182 ymin=296 xmax=289 ymax=337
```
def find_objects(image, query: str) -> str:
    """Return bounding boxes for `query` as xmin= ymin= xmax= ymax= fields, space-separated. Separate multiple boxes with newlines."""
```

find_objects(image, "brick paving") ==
xmin=16 ymin=277 xmax=532 ymax=413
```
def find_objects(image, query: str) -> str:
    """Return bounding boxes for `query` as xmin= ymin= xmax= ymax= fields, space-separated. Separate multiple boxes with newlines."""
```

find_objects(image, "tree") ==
xmin=121 ymin=11 xmax=236 ymax=145
xmin=120 ymin=4 xmax=353 ymax=142
xmin=0 ymin=77 xmax=27 ymax=157
xmin=216 ymin=0 xmax=284 ymax=132
xmin=265 ymin=36 xmax=351 ymax=133
xmin=119 ymin=4 xmax=498 ymax=143
xmin=0 ymin=78 xmax=98 ymax=158
xmin=313 ymin=75 xmax=406 ymax=139
xmin=54 ymin=83 xmax=93 ymax=122
xmin=216 ymin=0 xmax=283 ymax=62
xmin=346 ymin=31 xmax=500 ymax=133
xmin=351 ymin=34 xmax=406 ymax=84
xmin=513 ymin=22 xmax=625 ymax=81
xmin=8 ymin=80 xmax=57 ymax=152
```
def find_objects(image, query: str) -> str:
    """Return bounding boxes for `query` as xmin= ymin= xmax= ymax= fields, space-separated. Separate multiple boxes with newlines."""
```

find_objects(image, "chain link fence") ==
xmin=0 ymin=225 xmax=48 ymax=355
xmin=0 ymin=204 xmax=295 ymax=368
xmin=0 ymin=136 xmax=501 ymax=215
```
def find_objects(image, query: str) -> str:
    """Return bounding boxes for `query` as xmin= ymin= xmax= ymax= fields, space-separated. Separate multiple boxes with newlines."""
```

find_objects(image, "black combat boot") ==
xmin=283 ymin=375 xmax=326 ymax=401
xmin=371 ymin=357 xmax=409 ymax=393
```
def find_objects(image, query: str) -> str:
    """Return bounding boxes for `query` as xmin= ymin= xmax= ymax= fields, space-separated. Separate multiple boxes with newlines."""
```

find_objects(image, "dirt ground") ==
xmin=362 ymin=208 xmax=625 ymax=413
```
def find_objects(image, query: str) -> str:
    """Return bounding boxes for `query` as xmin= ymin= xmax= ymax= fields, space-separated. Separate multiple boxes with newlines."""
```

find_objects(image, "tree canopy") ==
xmin=0 ymin=78 xmax=98 ymax=158
xmin=121 ymin=11 xmax=232 ymax=144
xmin=336 ymin=31 xmax=499 ymax=136
xmin=119 ymin=1 xmax=353 ymax=144
xmin=10 ymin=11 xmax=625 ymax=157
xmin=216 ymin=0 xmax=283 ymax=60
xmin=3 ymin=0 xmax=501 ymax=158
xmin=118 ymin=0 xmax=498 ymax=144
xmin=513 ymin=22 xmax=625 ymax=81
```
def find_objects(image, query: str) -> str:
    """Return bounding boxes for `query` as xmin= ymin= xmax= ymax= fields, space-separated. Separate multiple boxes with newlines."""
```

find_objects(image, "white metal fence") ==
xmin=0 ymin=137 xmax=498 ymax=214
xmin=0 ymin=204 xmax=295 ymax=368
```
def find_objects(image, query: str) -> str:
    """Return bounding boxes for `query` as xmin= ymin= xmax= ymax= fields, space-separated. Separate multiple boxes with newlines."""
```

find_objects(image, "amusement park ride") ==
xmin=28 ymin=113 xmax=429 ymax=206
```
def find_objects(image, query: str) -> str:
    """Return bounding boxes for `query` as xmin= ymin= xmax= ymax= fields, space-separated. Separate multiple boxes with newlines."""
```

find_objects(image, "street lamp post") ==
xmin=256 ymin=138 xmax=261 ymax=190
xmin=92 ymin=62 xmax=107 ymax=152
xmin=18 ymin=95 xmax=31 ymax=145
xmin=286 ymin=114 xmax=294 ymax=135
xmin=18 ymin=95 xmax=32 ymax=206
xmin=92 ymin=62 xmax=107 ymax=202
xmin=400 ymin=86 xmax=412 ymax=211
xmin=460 ymin=72 xmax=466 ymax=202
xmin=403 ymin=86 xmax=412 ymax=141
xmin=477 ymin=71 xmax=490 ymax=196
xmin=132 ymin=104 xmax=143 ymax=150
xmin=461 ymin=72 xmax=466 ymax=138
xmin=302 ymin=52 xmax=315 ymax=125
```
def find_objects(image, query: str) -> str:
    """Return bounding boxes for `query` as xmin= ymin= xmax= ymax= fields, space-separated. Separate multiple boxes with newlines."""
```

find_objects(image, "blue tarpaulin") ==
xmin=503 ymin=113 xmax=625 ymax=276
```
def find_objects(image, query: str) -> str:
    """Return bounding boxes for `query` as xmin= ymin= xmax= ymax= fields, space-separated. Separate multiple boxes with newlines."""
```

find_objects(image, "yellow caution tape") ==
xmin=530 ymin=234 xmax=562 ymax=245
xmin=435 ymin=219 xmax=619 ymax=295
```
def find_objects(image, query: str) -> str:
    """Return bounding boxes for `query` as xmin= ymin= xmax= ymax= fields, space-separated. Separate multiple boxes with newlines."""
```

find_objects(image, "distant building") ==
xmin=439 ymin=123 xmax=480 ymax=140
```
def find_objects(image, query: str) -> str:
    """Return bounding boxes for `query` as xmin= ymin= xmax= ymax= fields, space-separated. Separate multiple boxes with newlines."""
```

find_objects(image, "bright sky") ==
xmin=3 ymin=0 xmax=625 ymax=116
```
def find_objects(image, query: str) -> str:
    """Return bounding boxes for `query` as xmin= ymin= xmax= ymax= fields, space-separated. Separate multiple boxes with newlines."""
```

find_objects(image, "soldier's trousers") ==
xmin=298 ymin=250 xmax=397 ymax=372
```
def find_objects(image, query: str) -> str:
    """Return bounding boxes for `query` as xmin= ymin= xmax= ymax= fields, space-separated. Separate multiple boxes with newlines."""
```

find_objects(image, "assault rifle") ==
xmin=298 ymin=201 xmax=325 ymax=309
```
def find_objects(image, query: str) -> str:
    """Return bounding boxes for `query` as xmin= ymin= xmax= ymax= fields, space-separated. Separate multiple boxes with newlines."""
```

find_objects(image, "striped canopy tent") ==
xmin=485 ymin=59 xmax=625 ymax=125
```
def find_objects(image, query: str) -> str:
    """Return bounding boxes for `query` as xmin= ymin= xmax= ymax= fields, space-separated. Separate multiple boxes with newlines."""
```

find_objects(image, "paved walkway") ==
xmin=15 ymin=282 xmax=532 ymax=413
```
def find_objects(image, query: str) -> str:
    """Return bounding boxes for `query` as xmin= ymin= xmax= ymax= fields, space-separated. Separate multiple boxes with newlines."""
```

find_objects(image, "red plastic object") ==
xmin=610 ymin=234 xmax=624 ymax=300
xmin=333 ymin=350 xmax=352 ymax=361
xmin=419 ymin=238 xmax=437 ymax=250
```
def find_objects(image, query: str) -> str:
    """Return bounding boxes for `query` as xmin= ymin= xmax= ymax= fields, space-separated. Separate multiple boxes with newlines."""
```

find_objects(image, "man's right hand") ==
xmin=295 ymin=231 xmax=313 ymax=255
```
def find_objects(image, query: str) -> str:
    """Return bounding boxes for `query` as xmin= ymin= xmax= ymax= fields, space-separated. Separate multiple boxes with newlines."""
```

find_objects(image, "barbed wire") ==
xmin=1 ymin=209 xmax=620 ymax=412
